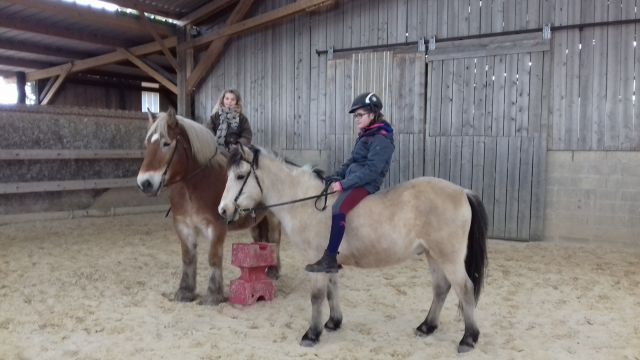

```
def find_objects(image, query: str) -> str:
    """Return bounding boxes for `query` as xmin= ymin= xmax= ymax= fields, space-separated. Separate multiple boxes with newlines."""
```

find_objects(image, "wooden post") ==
xmin=15 ymin=72 xmax=25 ymax=104
xmin=176 ymin=27 xmax=193 ymax=118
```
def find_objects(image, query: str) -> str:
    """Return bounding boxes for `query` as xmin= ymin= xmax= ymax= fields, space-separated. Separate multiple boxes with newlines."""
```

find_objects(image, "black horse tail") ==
xmin=465 ymin=191 xmax=488 ymax=304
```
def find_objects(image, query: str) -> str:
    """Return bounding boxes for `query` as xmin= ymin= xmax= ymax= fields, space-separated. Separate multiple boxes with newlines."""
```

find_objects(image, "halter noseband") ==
xmin=230 ymin=151 xmax=263 ymax=221
xmin=228 ymin=149 xmax=335 ymax=222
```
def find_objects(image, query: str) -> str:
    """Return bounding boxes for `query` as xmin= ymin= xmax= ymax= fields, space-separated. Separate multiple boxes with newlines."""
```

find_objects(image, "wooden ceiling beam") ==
xmin=177 ymin=0 xmax=237 ymax=26
xmin=26 ymin=36 xmax=177 ymax=82
xmin=179 ymin=0 xmax=336 ymax=51
xmin=4 ymin=0 xmax=175 ymax=37
xmin=137 ymin=9 xmax=179 ymax=72
xmin=0 ymin=15 xmax=131 ymax=48
xmin=0 ymin=70 xmax=17 ymax=78
xmin=41 ymin=63 xmax=73 ymax=105
xmin=0 ymin=56 xmax=53 ymax=69
xmin=186 ymin=0 xmax=253 ymax=91
xmin=118 ymin=48 xmax=177 ymax=94
xmin=0 ymin=39 xmax=93 ymax=59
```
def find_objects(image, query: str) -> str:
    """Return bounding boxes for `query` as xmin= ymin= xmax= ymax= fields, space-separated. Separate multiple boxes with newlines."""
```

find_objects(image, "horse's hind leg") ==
xmin=300 ymin=275 xmax=329 ymax=347
xmin=416 ymin=256 xmax=451 ymax=337
xmin=324 ymin=274 xmax=342 ymax=331
xmin=442 ymin=262 xmax=479 ymax=353
xmin=201 ymin=223 xmax=227 ymax=305
xmin=174 ymin=224 xmax=198 ymax=302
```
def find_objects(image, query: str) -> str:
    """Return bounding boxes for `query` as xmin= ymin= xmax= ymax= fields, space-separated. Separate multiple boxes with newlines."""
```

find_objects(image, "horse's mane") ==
xmin=229 ymin=146 xmax=325 ymax=181
xmin=146 ymin=111 xmax=223 ymax=166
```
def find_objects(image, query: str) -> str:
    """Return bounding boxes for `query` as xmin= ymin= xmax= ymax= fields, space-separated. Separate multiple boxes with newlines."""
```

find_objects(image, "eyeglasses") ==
xmin=353 ymin=112 xmax=370 ymax=119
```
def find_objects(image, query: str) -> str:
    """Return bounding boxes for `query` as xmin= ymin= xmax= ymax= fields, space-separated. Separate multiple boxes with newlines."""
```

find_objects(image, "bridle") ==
xmin=158 ymin=135 xmax=219 ymax=189
xmin=228 ymin=148 xmax=335 ymax=222
xmin=152 ymin=133 xmax=218 ymax=217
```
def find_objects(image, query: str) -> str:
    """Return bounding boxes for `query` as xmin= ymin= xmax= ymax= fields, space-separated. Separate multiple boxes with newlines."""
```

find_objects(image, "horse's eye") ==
xmin=236 ymin=174 xmax=246 ymax=180
xmin=162 ymin=141 xmax=172 ymax=148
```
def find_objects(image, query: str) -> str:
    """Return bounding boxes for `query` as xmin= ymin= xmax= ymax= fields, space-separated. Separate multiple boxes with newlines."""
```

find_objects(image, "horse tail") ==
xmin=465 ymin=191 xmax=488 ymax=304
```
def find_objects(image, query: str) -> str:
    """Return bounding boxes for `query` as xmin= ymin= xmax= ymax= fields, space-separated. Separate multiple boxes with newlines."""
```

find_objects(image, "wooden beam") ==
xmin=0 ymin=56 xmax=53 ymax=70
xmin=139 ymin=59 xmax=177 ymax=84
xmin=187 ymin=0 xmax=254 ymax=91
xmin=0 ymin=205 xmax=168 ymax=225
xmin=0 ymin=149 xmax=144 ymax=160
xmin=41 ymin=63 xmax=73 ymax=105
xmin=26 ymin=37 xmax=177 ymax=82
xmin=0 ymin=177 xmax=137 ymax=195
xmin=16 ymin=72 xmax=25 ymax=104
xmin=0 ymin=39 xmax=93 ymax=59
xmin=4 ymin=0 xmax=175 ymax=37
xmin=179 ymin=0 xmax=336 ymax=51
xmin=138 ymin=9 xmax=179 ymax=71
xmin=176 ymin=28 xmax=193 ymax=117
xmin=22 ymin=0 xmax=333 ymax=83
xmin=39 ymin=77 xmax=56 ymax=103
xmin=0 ymin=15 xmax=131 ymax=48
xmin=118 ymin=48 xmax=177 ymax=94
xmin=177 ymin=0 xmax=237 ymax=26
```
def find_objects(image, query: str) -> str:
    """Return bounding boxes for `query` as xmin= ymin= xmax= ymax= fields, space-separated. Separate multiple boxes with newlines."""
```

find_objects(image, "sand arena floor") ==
xmin=0 ymin=213 xmax=639 ymax=359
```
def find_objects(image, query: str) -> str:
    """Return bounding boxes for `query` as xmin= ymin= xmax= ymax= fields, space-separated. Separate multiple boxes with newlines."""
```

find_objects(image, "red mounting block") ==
xmin=229 ymin=242 xmax=277 ymax=306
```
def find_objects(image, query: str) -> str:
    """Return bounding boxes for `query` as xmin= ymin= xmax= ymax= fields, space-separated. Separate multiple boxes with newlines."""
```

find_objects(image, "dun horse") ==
xmin=136 ymin=110 xmax=280 ymax=305
xmin=218 ymin=145 xmax=488 ymax=353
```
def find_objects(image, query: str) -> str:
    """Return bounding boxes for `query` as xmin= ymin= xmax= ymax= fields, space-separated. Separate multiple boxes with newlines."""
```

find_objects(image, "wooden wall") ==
xmin=550 ymin=0 xmax=640 ymax=151
xmin=194 ymin=0 xmax=640 ymax=240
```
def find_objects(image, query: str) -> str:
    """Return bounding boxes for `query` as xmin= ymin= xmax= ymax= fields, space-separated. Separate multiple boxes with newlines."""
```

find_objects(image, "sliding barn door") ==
xmin=426 ymin=33 xmax=551 ymax=241
xmin=326 ymin=51 xmax=427 ymax=188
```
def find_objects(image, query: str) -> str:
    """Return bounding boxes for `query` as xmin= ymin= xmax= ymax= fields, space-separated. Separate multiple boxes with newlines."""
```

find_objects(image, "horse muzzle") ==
xmin=218 ymin=203 xmax=239 ymax=224
xmin=136 ymin=174 xmax=162 ymax=196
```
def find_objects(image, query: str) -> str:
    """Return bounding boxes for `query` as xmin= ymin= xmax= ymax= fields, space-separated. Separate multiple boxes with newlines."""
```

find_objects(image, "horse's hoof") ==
xmin=457 ymin=331 xmax=479 ymax=353
xmin=415 ymin=323 xmax=438 ymax=337
xmin=200 ymin=294 xmax=225 ymax=306
xmin=457 ymin=343 xmax=475 ymax=353
xmin=324 ymin=317 xmax=342 ymax=331
xmin=174 ymin=289 xmax=197 ymax=302
xmin=300 ymin=330 xmax=320 ymax=347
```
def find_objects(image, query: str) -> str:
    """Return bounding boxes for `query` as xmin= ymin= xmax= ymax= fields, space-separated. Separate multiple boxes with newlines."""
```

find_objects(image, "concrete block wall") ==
xmin=544 ymin=151 xmax=640 ymax=245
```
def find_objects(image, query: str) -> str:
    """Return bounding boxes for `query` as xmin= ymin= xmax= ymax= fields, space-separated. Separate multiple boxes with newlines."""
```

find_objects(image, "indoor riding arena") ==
xmin=1 ymin=1 xmax=639 ymax=359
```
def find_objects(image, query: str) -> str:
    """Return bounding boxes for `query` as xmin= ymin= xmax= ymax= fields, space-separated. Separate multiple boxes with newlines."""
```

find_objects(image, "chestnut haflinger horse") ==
xmin=218 ymin=145 xmax=488 ymax=353
xmin=136 ymin=109 xmax=281 ymax=305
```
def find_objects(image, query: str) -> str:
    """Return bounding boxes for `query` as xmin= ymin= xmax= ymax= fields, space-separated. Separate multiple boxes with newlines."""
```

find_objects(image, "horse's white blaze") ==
xmin=136 ymin=170 xmax=163 ymax=190
xmin=150 ymin=133 xmax=161 ymax=143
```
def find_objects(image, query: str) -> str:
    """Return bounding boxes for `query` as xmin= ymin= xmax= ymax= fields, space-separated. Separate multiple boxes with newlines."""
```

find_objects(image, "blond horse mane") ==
xmin=146 ymin=111 xmax=224 ymax=167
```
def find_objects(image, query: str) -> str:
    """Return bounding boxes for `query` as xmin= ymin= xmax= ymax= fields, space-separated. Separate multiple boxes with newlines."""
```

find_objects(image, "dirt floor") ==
xmin=0 ymin=213 xmax=639 ymax=360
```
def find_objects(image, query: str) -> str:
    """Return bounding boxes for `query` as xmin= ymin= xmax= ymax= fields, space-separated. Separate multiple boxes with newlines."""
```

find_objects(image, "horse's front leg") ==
xmin=174 ymin=223 xmax=198 ymax=302
xmin=201 ymin=222 xmax=227 ymax=305
xmin=249 ymin=213 xmax=282 ymax=280
xmin=324 ymin=274 xmax=342 ymax=331
xmin=300 ymin=274 xmax=329 ymax=347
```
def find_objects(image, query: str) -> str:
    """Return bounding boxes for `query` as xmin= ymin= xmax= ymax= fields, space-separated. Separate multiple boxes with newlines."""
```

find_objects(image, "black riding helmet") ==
xmin=348 ymin=92 xmax=383 ymax=114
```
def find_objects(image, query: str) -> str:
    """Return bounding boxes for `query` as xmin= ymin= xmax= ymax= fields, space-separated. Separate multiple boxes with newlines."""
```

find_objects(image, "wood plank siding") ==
xmin=192 ymin=0 xmax=640 ymax=240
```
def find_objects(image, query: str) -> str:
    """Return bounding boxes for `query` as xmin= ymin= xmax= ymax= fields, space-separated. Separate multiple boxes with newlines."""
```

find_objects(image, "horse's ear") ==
xmin=166 ymin=107 xmax=177 ymax=127
xmin=146 ymin=108 xmax=155 ymax=126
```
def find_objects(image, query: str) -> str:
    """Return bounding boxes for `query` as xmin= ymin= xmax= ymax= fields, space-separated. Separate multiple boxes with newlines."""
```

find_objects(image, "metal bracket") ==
xmin=543 ymin=24 xmax=551 ymax=40
xmin=418 ymin=37 xmax=426 ymax=52
xmin=328 ymin=46 xmax=334 ymax=60
xmin=428 ymin=36 xmax=436 ymax=51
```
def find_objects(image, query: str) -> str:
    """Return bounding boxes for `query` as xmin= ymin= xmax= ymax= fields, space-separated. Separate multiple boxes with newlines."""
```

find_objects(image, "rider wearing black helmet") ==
xmin=305 ymin=92 xmax=395 ymax=273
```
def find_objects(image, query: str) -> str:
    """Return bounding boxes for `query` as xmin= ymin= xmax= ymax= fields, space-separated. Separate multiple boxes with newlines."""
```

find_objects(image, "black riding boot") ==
xmin=305 ymin=251 xmax=340 ymax=273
